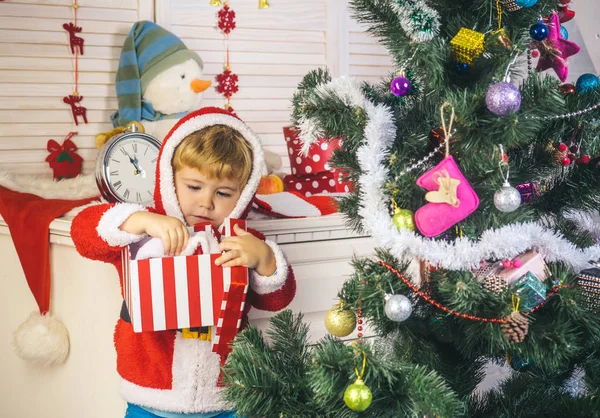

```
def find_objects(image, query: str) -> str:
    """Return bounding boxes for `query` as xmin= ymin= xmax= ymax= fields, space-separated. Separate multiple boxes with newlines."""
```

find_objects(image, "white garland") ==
xmin=391 ymin=0 xmax=441 ymax=43
xmin=315 ymin=79 xmax=600 ymax=272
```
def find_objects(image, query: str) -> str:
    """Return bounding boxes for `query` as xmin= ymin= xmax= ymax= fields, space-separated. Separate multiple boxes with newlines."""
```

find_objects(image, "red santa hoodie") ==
xmin=71 ymin=107 xmax=296 ymax=413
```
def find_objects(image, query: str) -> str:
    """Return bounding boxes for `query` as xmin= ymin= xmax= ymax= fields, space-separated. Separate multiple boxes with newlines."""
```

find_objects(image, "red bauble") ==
xmin=562 ymin=156 xmax=571 ymax=166
xmin=532 ymin=50 xmax=539 ymax=58
xmin=576 ymin=155 xmax=591 ymax=165
xmin=558 ymin=143 xmax=568 ymax=152
xmin=217 ymin=5 xmax=236 ymax=34
xmin=559 ymin=83 xmax=576 ymax=95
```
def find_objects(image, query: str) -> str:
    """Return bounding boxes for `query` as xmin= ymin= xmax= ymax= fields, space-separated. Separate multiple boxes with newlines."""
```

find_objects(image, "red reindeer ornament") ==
xmin=63 ymin=94 xmax=88 ymax=125
xmin=46 ymin=132 xmax=83 ymax=180
xmin=63 ymin=22 xmax=84 ymax=55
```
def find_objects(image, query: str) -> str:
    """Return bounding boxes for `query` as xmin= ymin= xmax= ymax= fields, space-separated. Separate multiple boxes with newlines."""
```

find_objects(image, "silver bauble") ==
xmin=384 ymin=294 xmax=412 ymax=322
xmin=494 ymin=182 xmax=521 ymax=213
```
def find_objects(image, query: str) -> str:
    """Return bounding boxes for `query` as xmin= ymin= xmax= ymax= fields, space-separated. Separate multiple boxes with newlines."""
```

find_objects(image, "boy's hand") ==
xmin=120 ymin=212 xmax=189 ymax=256
xmin=215 ymin=224 xmax=276 ymax=276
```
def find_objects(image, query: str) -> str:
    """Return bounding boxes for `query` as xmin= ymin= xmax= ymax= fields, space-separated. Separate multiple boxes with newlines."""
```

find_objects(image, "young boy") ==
xmin=71 ymin=107 xmax=296 ymax=417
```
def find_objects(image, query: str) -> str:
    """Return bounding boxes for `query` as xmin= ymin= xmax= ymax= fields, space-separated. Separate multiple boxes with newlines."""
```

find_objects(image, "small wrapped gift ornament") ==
xmin=283 ymin=125 xmax=341 ymax=175
xmin=46 ymin=132 xmax=83 ymax=180
xmin=577 ymin=268 xmax=600 ymax=312
xmin=284 ymin=171 xmax=337 ymax=196
xmin=510 ymin=272 xmax=547 ymax=311
xmin=516 ymin=182 xmax=540 ymax=204
xmin=450 ymin=28 xmax=485 ymax=65
xmin=497 ymin=251 xmax=550 ymax=285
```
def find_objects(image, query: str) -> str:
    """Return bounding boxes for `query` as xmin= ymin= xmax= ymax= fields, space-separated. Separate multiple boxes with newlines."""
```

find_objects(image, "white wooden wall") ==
xmin=0 ymin=0 xmax=154 ymax=175
xmin=0 ymin=0 xmax=597 ymax=177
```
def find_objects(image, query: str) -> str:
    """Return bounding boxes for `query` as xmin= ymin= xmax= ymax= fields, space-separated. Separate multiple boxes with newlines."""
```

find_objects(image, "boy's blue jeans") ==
xmin=125 ymin=403 xmax=240 ymax=418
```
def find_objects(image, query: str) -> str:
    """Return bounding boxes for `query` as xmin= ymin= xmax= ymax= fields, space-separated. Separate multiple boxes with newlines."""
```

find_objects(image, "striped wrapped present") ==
xmin=122 ymin=218 xmax=249 ymax=357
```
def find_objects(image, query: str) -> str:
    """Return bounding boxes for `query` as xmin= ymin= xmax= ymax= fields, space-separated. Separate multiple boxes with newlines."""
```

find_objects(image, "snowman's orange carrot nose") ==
xmin=190 ymin=79 xmax=211 ymax=93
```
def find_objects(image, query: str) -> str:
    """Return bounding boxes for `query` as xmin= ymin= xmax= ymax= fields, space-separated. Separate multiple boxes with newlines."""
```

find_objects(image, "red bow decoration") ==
xmin=46 ymin=132 xmax=83 ymax=180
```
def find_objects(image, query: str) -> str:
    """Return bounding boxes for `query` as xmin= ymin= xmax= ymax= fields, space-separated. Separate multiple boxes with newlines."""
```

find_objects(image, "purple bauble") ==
xmin=390 ymin=76 xmax=411 ymax=97
xmin=486 ymin=82 xmax=521 ymax=116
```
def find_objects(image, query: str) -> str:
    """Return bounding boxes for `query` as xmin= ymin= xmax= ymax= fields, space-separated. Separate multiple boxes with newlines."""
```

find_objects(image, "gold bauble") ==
xmin=344 ymin=377 xmax=372 ymax=411
xmin=324 ymin=303 xmax=356 ymax=337
xmin=392 ymin=208 xmax=416 ymax=232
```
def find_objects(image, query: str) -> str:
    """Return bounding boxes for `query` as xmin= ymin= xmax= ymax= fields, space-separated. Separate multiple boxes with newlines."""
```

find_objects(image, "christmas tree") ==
xmin=223 ymin=1 xmax=600 ymax=416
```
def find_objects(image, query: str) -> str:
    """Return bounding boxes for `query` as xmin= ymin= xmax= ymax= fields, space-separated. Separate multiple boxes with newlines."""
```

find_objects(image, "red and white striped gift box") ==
xmin=122 ymin=219 xmax=248 ymax=334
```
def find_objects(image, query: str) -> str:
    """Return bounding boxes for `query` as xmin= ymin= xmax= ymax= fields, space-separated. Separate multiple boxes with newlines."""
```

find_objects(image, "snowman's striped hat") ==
xmin=111 ymin=21 xmax=204 ymax=127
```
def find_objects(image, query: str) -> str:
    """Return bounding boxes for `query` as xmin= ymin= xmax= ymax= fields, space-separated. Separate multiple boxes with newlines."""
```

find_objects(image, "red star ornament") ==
xmin=536 ymin=12 xmax=580 ymax=82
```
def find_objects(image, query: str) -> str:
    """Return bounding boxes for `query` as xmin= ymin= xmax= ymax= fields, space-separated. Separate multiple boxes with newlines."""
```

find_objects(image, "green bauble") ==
xmin=392 ymin=208 xmax=416 ymax=231
xmin=343 ymin=377 xmax=372 ymax=412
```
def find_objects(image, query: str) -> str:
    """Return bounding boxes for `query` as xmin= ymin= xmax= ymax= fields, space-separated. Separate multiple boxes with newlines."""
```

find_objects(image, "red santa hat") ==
xmin=0 ymin=171 xmax=98 ymax=365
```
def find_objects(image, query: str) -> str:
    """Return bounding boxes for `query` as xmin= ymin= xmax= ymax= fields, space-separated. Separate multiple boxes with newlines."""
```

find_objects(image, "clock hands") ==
xmin=123 ymin=149 xmax=143 ymax=176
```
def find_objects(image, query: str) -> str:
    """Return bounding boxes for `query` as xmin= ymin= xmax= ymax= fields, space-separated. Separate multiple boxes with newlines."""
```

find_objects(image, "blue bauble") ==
xmin=515 ymin=0 xmax=538 ymax=7
xmin=530 ymin=20 xmax=548 ymax=41
xmin=456 ymin=62 xmax=469 ymax=72
xmin=560 ymin=25 xmax=569 ymax=40
xmin=576 ymin=73 xmax=600 ymax=93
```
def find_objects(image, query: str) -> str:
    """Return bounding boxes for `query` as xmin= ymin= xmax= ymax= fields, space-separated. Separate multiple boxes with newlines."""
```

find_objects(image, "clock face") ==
xmin=104 ymin=135 xmax=160 ymax=205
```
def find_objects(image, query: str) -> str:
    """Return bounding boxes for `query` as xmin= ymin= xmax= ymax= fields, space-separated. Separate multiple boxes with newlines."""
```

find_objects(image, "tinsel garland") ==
xmin=296 ymin=76 xmax=600 ymax=272
xmin=391 ymin=0 xmax=440 ymax=42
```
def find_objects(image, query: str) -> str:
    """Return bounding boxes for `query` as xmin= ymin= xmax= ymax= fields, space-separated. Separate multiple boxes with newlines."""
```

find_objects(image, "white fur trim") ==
xmin=134 ymin=230 xmax=219 ymax=260
xmin=0 ymin=170 xmax=98 ymax=199
xmin=12 ymin=311 xmax=70 ymax=366
xmin=119 ymin=336 xmax=231 ymax=413
xmin=96 ymin=203 xmax=148 ymax=247
xmin=317 ymin=78 xmax=600 ymax=272
xmin=250 ymin=240 xmax=289 ymax=295
xmin=158 ymin=112 xmax=265 ymax=224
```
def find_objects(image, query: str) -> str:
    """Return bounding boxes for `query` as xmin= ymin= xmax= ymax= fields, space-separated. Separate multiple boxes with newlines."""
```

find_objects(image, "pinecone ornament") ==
xmin=501 ymin=311 xmax=529 ymax=343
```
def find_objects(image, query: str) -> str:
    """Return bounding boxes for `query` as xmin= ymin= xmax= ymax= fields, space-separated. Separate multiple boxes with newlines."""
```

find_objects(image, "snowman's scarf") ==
xmin=111 ymin=99 xmax=188 ymax=128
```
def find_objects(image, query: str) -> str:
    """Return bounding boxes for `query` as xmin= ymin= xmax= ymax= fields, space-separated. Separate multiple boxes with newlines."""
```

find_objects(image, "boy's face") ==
xmin=174 ymin=165 xmax=242 ymax=228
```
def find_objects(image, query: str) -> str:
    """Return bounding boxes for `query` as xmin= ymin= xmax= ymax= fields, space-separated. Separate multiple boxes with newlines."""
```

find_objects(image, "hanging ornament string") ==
xmin=440 ymin=102 xmax=455 ymax=158
xmin=352 ymin=343 xmax=367 ymax=378
xmin=215 ymin=1 xmax=239 ymax=114
xmin=512 ymin=294 xmax=520 ymax=312
xmin=378 ymin=261 xmax=569 ymax=323
xmin=498 ymin=144 xmax=510 ymax=183
xmin=394 ymin=103 xmax=455 ymax=180
xmin=62 ymin=0 xmax=87 ymax=125
xmin=496 ymin=0 xmax=503 ymax=30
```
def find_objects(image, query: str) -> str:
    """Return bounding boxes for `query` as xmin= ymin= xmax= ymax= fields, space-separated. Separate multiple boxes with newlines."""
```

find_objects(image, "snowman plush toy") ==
xmin=108 ymin=21 xmax=211 ymax=141
xmin=102 ymin=20 xmax=282 ymax=175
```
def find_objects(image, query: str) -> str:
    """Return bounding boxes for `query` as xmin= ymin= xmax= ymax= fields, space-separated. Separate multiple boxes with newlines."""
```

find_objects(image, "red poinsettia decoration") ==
xmin=218 ymin=5 xmax=236 ymax=34
xmin=46 ymin=132 xmax=83 ymax=180
xmin=216 ymin=69 xmax=239 ymax=100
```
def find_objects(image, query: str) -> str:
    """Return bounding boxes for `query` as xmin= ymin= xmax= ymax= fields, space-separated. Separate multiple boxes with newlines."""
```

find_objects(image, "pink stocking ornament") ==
xmin=414 ymin=104 xmax=479 ymax=237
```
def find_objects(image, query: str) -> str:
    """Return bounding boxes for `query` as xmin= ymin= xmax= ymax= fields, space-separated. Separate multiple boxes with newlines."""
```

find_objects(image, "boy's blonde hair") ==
xmin=172 ymin=124 xmax=253 ymax=187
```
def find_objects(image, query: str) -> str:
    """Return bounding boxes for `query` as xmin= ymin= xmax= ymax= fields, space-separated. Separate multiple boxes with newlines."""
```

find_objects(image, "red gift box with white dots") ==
xmin=284 ymin=172 xmax=338 ymax=197
xmin=283 ymin=125 xmax=341 ymax=175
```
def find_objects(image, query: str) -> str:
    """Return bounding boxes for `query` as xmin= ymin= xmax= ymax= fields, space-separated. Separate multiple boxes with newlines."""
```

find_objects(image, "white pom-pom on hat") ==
xmin=12 ymin=311 xmax=70 ymax=366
